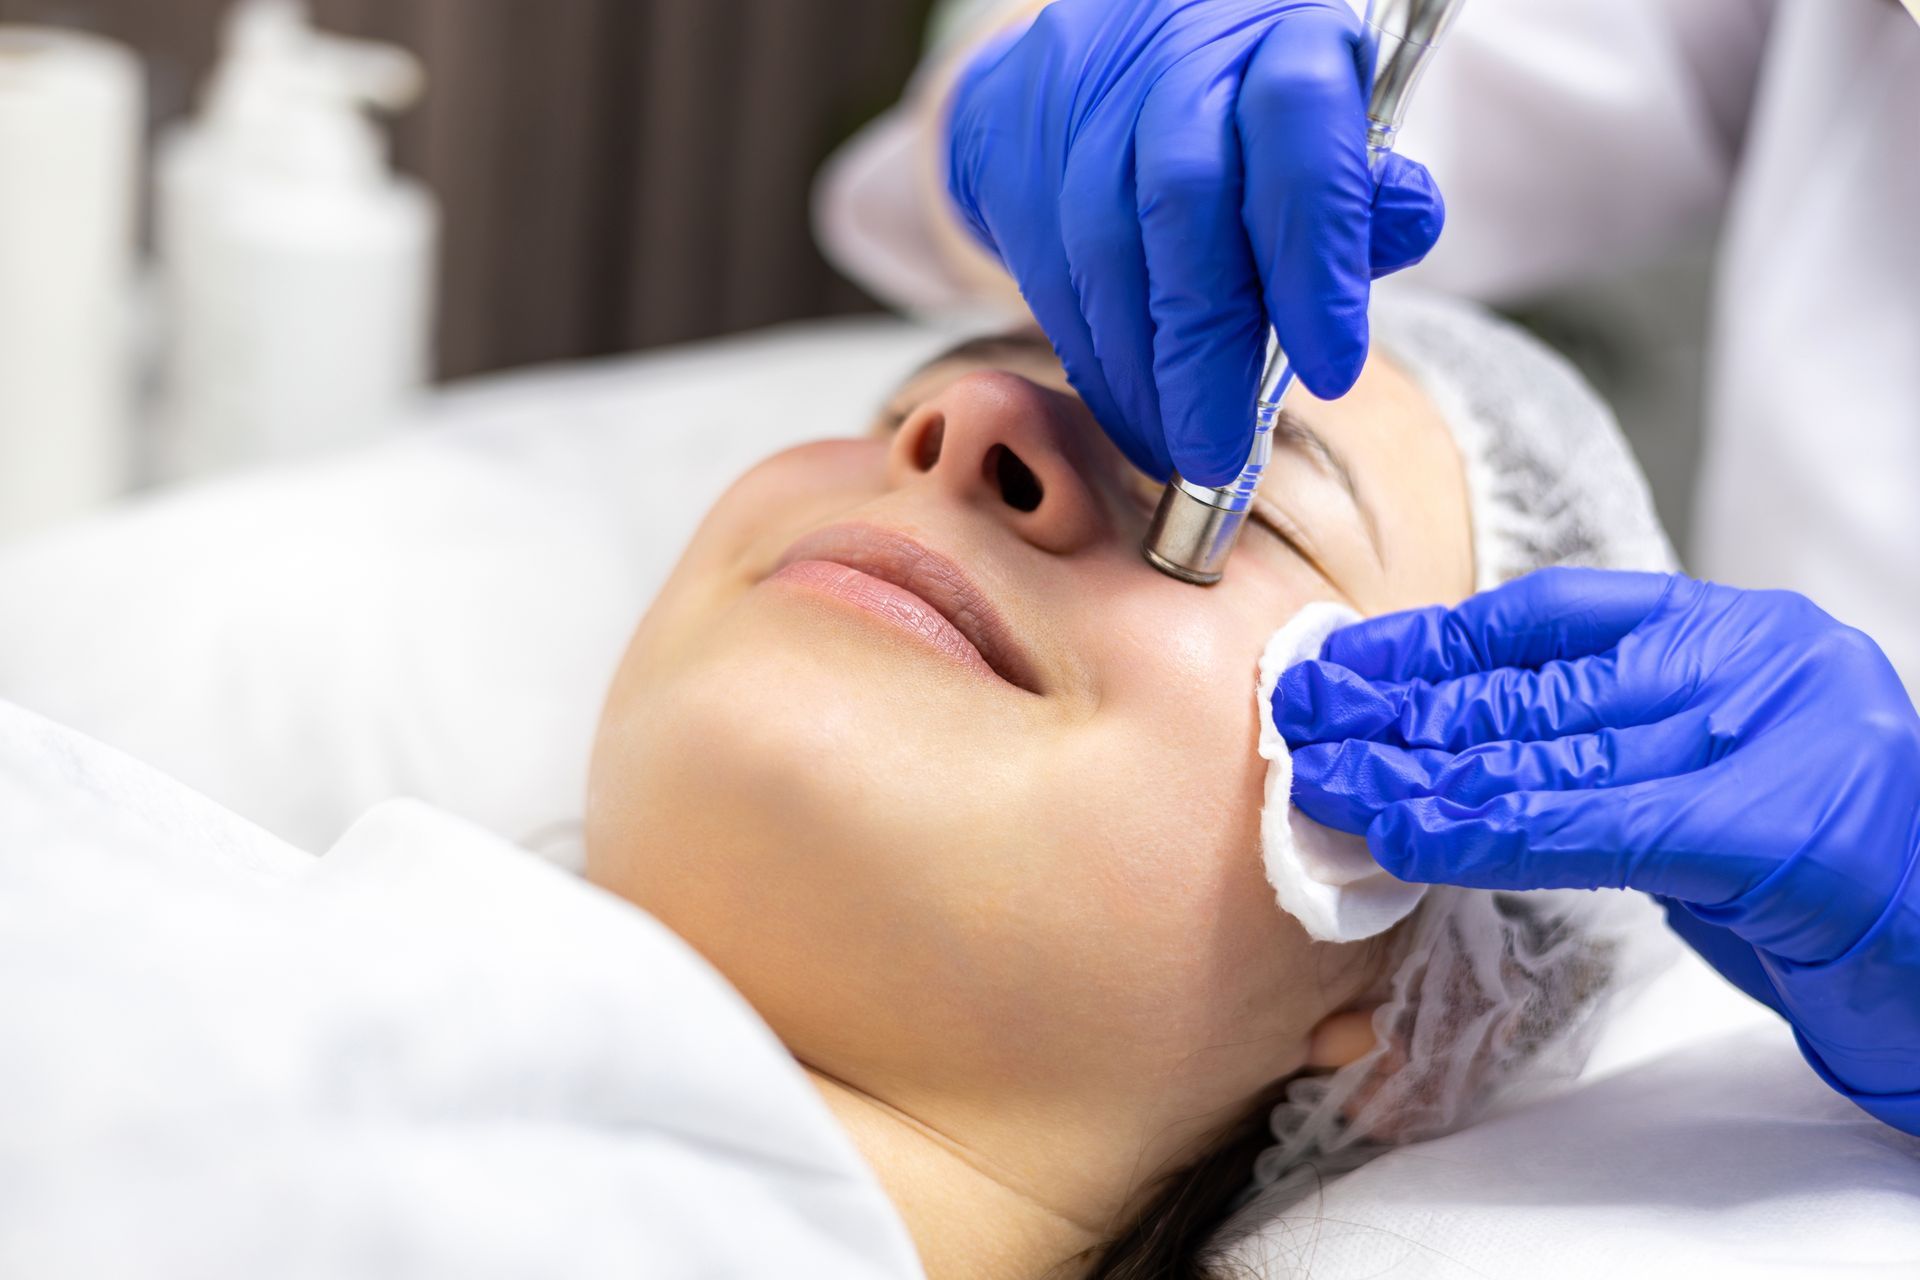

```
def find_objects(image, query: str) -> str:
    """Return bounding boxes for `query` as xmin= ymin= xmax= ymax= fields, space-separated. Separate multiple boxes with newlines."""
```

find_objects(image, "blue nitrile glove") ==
xmin=1273 ymin=567 xmax=1920 ymax=1135
xmin=945 ymin=0 xmax=1445 ymax=486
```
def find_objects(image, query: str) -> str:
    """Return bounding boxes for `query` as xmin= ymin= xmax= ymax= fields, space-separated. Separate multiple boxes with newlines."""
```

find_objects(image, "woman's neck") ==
xmin=806 ymin=1067 xmax=1105 ymax=1280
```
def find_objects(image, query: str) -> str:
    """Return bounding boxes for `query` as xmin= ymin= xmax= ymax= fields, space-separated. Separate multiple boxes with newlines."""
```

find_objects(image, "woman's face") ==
xmin=587 ymin=333 xmax=1471 ymax=1174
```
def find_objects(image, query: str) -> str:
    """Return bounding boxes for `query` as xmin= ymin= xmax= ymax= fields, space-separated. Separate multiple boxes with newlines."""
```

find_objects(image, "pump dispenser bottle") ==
xmin=155 ymin=0 xmax=437 ymax=478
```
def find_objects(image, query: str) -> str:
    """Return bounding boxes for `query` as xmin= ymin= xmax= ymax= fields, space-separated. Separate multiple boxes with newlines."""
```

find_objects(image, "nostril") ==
xmin=987 ymin=444 xmax=1044 ymax=513
xmin=913 ymin=416 xmax=945 ymax=471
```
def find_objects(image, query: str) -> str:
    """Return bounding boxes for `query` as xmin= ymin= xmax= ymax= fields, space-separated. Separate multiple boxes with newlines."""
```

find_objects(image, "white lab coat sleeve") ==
xmin=815 ymin=0 xmax=1773 ymax=313
xmin=814 ymin=0 xmax=1041 ymax=316
xmin=1398 ymin=0 xmax=1772 ymax=301
xmin=814 ymin=102 xmax=982 ymax=314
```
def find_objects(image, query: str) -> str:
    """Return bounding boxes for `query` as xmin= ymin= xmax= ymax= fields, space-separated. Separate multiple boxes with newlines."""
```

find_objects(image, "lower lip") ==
xmin=768 ymin=559 xmax=1002 ymax=683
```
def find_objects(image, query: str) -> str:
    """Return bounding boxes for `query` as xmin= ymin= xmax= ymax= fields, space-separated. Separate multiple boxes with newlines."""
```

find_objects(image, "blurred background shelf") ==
xmin=1 ymin=0 xmax=936 ymax=380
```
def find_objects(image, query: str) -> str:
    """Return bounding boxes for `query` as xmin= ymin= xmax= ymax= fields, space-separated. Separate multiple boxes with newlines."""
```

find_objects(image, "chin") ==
xmin=587 ymin=595 xmax=956 ymax=909
xmin=586 ymin=626 xmax=959 ymax=1071
xmin=590 ymin=578 xmax=1136 ymax=1060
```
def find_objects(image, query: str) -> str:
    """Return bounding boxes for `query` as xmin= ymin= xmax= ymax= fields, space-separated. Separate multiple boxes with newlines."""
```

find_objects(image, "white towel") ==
xmin=0 ymin=699 xmax=922 ymax=1280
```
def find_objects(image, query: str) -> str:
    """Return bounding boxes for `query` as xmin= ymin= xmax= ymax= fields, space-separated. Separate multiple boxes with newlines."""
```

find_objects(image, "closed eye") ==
xmin=1246 ymin=495 xmax=1339 ymax=586
xmin=1126 ymin=470 xmax=1337 ymax=587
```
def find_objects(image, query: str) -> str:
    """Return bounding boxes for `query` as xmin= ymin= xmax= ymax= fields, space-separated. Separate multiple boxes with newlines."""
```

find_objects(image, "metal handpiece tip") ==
xmin=1141 ymin=545 xmax=1221 ymax=586
xmin=1141 ymin=480 xmax=1248 ymax=586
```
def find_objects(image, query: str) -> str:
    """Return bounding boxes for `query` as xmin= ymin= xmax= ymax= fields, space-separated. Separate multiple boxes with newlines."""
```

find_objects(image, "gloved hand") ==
xmin=945 ymin=0 xmax=1444 ymax=486
xmin=1273 ymin=567 xmax=1920 ymax=1134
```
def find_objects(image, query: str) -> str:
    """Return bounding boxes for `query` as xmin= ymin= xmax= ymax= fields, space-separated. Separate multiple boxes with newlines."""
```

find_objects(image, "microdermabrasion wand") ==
xmin=1141 ymin=0 xmax=1467 ymax=585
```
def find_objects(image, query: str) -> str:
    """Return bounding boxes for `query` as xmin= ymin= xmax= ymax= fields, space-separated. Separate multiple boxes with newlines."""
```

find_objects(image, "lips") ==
xmin=770 ymin=523 xmax=1041 ymax=694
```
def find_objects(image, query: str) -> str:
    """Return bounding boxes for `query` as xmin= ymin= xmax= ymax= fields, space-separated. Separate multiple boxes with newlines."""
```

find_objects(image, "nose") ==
xmin=886 ymin=371 xmax=1112 ymax=556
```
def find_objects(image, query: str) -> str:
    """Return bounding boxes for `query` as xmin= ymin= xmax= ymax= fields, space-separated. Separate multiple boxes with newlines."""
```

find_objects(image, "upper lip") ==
xmin=773 ymin=522 xmax=1043 ymax=694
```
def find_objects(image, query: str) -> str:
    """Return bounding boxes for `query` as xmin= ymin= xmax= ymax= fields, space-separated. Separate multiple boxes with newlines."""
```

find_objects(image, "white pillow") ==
xmin=0 ymin=317 xmax=957 ymax=857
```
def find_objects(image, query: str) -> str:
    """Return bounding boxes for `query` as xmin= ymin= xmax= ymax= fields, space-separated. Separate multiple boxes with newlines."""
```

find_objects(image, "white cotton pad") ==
xmin=1256 ymin=602 xmax=1427 ymax=943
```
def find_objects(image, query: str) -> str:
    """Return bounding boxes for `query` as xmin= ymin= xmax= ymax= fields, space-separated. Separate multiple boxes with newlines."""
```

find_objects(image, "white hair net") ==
xmin=1233 ymin=290 xmax=1683 ymax=1220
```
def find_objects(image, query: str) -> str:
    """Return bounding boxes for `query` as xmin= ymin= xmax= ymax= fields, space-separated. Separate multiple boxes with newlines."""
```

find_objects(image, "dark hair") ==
xmin=1074 ymin=1092 xmax=1280 ymax=1280
xmin=1079 ymin=925 xmax=1407 ymax=1279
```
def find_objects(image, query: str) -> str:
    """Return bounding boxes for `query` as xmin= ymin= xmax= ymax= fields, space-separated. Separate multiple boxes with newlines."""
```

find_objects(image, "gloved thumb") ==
xmin=1369 ymin=153 xmax=1445 ymax=277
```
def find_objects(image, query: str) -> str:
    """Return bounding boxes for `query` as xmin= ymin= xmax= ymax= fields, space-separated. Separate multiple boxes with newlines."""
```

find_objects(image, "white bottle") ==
xmin=155 ymin=0 xmax=437 ymax=478
xmin=0 ymin=27 xmax=141 ymax=539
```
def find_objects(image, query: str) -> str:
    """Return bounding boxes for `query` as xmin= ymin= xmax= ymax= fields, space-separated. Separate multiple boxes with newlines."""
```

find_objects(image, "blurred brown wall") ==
xmin=0 ymin=0 xmax=934 ymax=379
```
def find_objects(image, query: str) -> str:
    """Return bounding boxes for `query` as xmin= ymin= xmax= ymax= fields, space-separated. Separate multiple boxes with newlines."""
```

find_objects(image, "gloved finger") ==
xmin=1237 ymin=3 xmax=1376 ymax=399
xmin=1273 ymin=647 xmax=1698 ymax=748
xmin=1363 ymin=771 xmax=1757 ymax=904
xmin=1289 ymin=714 xmax=1716 ymax=832
xmin=1135 ymin=48 xmax=1269 ymax=487
xmin=947 ymin=81 xmax=1136 ymax=472
xmin=1059 ymin=98 xmax=1170 ymax=479
xmin=941 ymin=38 xmax=1019 ymax=253
xmin=1318 ymin=567 xmax=1684 ymax=682
xmin=997 ymin=246 xmax=1142 ymax=473
xmin=1659 ymin=898 xmax=1787 ymax=1016
xmin=1368 ymin=153 xmax=1445 ymax=277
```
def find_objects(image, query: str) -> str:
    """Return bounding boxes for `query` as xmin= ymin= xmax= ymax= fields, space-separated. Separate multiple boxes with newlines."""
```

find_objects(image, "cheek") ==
xmin=1025 ymin=584 xmax=1320 ymax=1038
xmin=1024 ymin=711 xmax=1310 ymax=1057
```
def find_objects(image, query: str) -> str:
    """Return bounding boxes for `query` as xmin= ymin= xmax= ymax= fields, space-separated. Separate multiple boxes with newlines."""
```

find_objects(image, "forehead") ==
xmin=880 ymin=333 xmax=1473 ymax=611
xmin=1286 ymin=353 xmax=1474 ymax=608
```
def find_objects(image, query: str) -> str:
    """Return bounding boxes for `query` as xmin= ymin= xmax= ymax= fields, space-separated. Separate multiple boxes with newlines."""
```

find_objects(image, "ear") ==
xmin=1305 ymin=1005 xmax=1382 ymax=1070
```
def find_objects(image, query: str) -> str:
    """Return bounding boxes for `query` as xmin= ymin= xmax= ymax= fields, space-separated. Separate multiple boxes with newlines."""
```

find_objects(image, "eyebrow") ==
xmin=1271 ymin=408 xmax=1383 ymax=560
